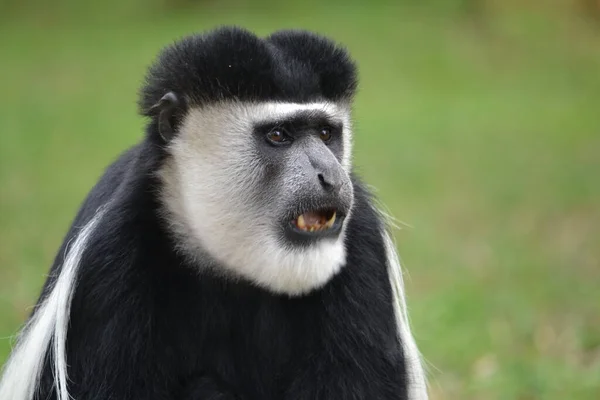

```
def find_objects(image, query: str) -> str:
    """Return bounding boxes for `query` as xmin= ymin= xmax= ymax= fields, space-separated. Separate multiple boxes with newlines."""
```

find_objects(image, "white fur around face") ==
xmin=158 ymin=101 xmax=354 ymax=296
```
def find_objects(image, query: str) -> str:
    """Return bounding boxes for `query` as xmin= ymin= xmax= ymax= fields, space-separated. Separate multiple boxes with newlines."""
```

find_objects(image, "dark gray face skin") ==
xmin=252 ymin=111 xmax=354 ymax=247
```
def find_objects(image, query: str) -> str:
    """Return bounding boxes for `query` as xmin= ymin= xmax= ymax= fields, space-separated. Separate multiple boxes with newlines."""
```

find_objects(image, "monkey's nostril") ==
xmin=318 ymin=173 xmax=333 ymax=190
xmin=318 ymin=173 xmax=326 ymax=185
xmin=318 ymin=172 xmax=340 ymax=192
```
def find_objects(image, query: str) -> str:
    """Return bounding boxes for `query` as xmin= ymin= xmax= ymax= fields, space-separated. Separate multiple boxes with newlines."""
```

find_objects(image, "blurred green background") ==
xmin=1 ymin=0 xmax=599 ymax=398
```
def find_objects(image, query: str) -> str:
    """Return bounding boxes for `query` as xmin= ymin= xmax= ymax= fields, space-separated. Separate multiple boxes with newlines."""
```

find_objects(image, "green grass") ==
xmin=1 ymin=2 xmax=599 ymax=399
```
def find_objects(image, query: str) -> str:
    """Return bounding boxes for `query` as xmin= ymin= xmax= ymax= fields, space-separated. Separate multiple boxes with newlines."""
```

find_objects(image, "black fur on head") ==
xmin=138 ymin=26 xmax=358 ymax=141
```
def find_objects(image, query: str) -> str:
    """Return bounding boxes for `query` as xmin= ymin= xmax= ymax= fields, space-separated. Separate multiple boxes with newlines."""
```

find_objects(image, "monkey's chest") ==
xmin=168 ymin=289 xmax=317 ymax=400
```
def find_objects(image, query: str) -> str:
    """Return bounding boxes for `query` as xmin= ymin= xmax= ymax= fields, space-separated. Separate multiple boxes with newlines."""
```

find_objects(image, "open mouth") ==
xmin=285 ymin=207 xmax=346 ymax=245
xmin=293 ymin=209 xmax=338 ymax=232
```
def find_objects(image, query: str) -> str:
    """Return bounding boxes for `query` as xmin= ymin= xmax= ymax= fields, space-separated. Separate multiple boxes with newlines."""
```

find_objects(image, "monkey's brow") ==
xmin=254 ymin=110 xmax=344 ymax=129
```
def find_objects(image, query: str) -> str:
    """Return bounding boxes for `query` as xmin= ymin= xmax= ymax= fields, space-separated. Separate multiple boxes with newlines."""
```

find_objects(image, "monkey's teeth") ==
xmin=325 ymin=211 xmax=336 ymax=228
xmin=297 ymin=214 xmax=306 ymax=230
xmin=295 ymin=211 xmax=337 ymax=232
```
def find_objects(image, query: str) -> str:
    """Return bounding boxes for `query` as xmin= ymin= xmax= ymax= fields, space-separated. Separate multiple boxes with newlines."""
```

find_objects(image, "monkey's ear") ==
xmin=149 ymin=91 xmax=180 ymax=142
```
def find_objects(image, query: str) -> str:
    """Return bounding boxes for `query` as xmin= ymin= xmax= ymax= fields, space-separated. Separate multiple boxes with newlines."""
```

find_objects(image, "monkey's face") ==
xmin=159 ymin=101 xmax=355 ymax=296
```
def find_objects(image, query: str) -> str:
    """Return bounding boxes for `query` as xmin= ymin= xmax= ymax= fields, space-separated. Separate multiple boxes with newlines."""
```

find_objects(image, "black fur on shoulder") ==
xmin=138 ymin=26 xmax=358 ymax=121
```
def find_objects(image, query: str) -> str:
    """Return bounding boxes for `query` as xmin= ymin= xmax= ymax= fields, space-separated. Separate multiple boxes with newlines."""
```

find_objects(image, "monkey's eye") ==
xmin=266 ymin=129 xmax=289 ymax=145
xmin=319 ymin=127 xmax=332 ymax=143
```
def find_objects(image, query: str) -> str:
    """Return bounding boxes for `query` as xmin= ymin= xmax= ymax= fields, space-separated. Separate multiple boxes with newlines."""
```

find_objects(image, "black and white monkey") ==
xmin=0 ymin=26 xmax=428 ymax=400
